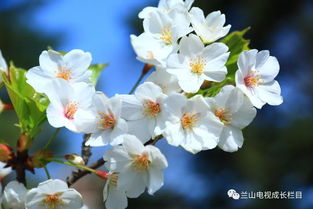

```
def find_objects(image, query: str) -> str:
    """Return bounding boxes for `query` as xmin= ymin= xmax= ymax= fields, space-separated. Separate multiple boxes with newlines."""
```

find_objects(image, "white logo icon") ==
xmin=227 ymin=189 xmax=240 ymax=200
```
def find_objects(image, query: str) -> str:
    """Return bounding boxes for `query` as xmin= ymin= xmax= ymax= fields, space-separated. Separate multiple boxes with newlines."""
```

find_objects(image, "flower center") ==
xmin=215 ymin=108 xmax=232 ymax=125
xmin=98 ymin=112 xmax=116 ymax=129
xmin=181 ymin=113 xmax=199 ymax=130
xmin=160 ymin=25 xmax=172 ymax=45
xmin=64 ymin=102 xmax=78 ymax=120
xmin=244 ymin=72 xmax=262 ymax=88
xmin=190 ymin=56 xmax=207 ymax=75
xmin=132 ymin=153 xmax=150 ymax=171
xmin=143 ymin=100 xmax=161 ymax=118
xmin=43 ymin=192 xmax=65 ymax=209
xmin=56 ymin=67 xmax=72 ymax=81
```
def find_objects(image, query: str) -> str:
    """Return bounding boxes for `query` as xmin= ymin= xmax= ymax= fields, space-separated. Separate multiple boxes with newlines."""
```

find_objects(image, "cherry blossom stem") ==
xmin=44 ymin=128 xmax=61 ymax=149
xmin=66 ymin=158 xmax=105 ymax=187
xmin=129 ymin=64 xmax=153 ymax=94
xmin=44 ymin=166 xmax=51 ymax=179
xmin=49 ymin=159 xmax=96 ymax=173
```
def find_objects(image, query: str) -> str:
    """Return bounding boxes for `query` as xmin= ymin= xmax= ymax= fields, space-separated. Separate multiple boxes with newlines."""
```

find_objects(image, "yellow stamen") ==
xmin=160 ymin=25 xmax=172 ymax=45
xmin=43 ymin=192 xmax=65 ymax=209
xmin=98 ymin=113 xmax=116 ymax=129
xmin=244 ymin=72 xmax=262 ymax=88
xmin=189 ymin=56 xmax=207 ymax=75
xmin=215 ymin=108 xmax=232 ymax=125
xmin=109 ymin=173 xmax=119 ymax=188
xmin=143 ymin=100 xmax=161 ymax=118
xmin=56 ymin=67 xmax=72 ymax=81
xmin=132 ymin=153 xmax=150 ymax=171
xmin=181 ymin=113 xmax=199 ymax=130
xmin=64 ymin=102 xmax=78 ymax=120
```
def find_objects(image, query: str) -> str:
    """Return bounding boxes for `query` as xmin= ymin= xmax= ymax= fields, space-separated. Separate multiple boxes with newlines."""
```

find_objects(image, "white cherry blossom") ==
xmin=26 ymin=49 xmax=92 ymax=93
xmin=146 ymin=67 xmax=181 ymax=95
xmin=235 ymin=49 xmax=283 ymax=109
xmin=45 ymin=79 xmax=95 ymax=133
xmin=205 ymin=85 xmax=257 ymax=152
xmin=132 ymin=9 xmax=192 ymax=68
xmin=103 ymin=134 xmax=168 ymax=197
xmin=0 ymin=50 xmax=8 ymax=83
xmin=139 ymin=0 xmax=194 ymax=19
xmin=189 ymin=8 xmax=231 ymax=43
xmin=77 ymin=93 xmax=128 ymax=147
xmin=2 ymin=181 xmax=28 ymax=209
xmin=130 ymin=32 xmax=173 ymax=67
xmin=120 ymin=82 xmax=167 ymax=143
xmin=167 ymin=34 xmax=229 ymax=93
xmin=163 ymin=94 xmax=223 ymax=153
xmin=26 ymin=179 xmax=83 ymax=209
xmin=103 ymin=172 xmax=128 ymax=209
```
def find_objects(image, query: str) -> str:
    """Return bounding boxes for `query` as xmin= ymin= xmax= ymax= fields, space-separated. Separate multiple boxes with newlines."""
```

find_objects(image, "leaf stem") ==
xmin=129 ymin=64 xmax=153 ymax=94
xmin=44 ymin=128 xmax=61 ymax=149
xmin=44 ymin=166 xmax=51 ymax=179
xmin=49 ymin=159 xmax=96 ymax=173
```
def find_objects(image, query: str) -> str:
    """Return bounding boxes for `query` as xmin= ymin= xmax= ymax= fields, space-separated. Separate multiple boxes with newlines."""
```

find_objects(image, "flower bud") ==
xmin=95 ymin=170 xmax=109 ymax=179
xmin=16 ymin=133 xmax=32 ymax=152
xmin=64 ymin=154 xmax=85 ymax=165
xmin=0 ymin=144 xmax=14 ymax=162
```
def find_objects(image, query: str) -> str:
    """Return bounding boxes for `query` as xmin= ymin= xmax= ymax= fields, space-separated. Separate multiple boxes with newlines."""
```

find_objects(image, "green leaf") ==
xmin=1 ymin=64 xmax=48 ymax=136
xmin=221 ymin=27 xmax=251 ymax=78
xmin=88 ymin=63 xmax=108 ymax=86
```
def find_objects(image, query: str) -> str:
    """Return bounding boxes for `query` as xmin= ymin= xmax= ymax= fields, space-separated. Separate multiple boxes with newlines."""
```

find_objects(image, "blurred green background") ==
xmin=0 ymin=0 xmax=313 ymax=208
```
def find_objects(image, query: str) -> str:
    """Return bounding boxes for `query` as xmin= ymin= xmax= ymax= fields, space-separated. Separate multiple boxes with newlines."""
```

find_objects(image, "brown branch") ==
xmin=81 ymin=134 xmax=92 ymax=165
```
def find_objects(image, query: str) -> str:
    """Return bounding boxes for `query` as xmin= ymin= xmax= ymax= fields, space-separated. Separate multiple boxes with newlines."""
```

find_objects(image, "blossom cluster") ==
xmin=0 ymin=0 xmax=283 ymax=208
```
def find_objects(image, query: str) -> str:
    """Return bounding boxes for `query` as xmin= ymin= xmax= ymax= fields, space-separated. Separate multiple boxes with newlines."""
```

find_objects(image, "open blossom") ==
xmin=235 ymin=49 xmax=283 ymax=109
xmin=139 ymin=0 xmax=194 ymax=19
xmin=104 ymin=135 xmax=168 ymax=197
xmin=45 ymin=79 xmax=95 ymax=132
xmin=167 ymin=34 xmax=229 ymax=93
xmin=163 ymin=94 xmax=223 ymax=153
xmin=103 ymin=172 xmax=128 ymax=209
xmin=189 ymin=8 xmax=231 ymax=43
xmin=146 ymin=67 xmax=181 ymax=95
xmin=205 ymin=85 xmax=257 ymax=152
xmin=131 ymin=9 xmax=192 ymax=67
xmin=0 ymin=50 xmax=8 ymax=83
xmin=26 ymin=179 xmax=83 ymax=209
xmin=130 ymin=33 xmax=173 ymax=67
xmin=2 ymin=181 xmax=28 ymax=209
xmin=120 ymin=82 xmax=167 ymax=143
xmin=26 ymin=49 xmax=92 ymax=93
xmin=77 ymin=93 xmax=128 ymax=147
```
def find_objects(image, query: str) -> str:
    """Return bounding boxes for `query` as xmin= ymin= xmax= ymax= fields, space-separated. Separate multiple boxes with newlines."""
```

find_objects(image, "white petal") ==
xmin=135 ymin=82 xmax=164 ymax=101
xmin=238 ymin=49 xmax=258 ymax=75
xmin=258 ymin=56 xmax=280 ymax=83
xmin=120 ymin=95 xmax=144 ymax=120
xmin=179 ymin=34 xmax=204 ymax=57
xmin=256 ymin=80 xmax=283 ymax=106
xmin=39 ymin=50 xmax=63 ymax=73
xmin=63 ymin=49 xmax=92 ymax=74
xmin=119 ymin=169 xmax=146 ymax=198
xmin=105 ymin=186 xmax=128 ymax=209
xmin=123 ymin=134 xmax=145 ymax=155
xmin=103 ymin=147 xmax=132 ymax=172
xmin=147 ymin=167 xmax=164 ymax=195
xmin=218 ymin=126 xmax=244 ymax=152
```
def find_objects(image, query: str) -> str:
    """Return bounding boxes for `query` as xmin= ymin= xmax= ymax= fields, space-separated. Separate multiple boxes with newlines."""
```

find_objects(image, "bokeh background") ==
xmin=0 ymin=0 xmax=313 ymax=208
